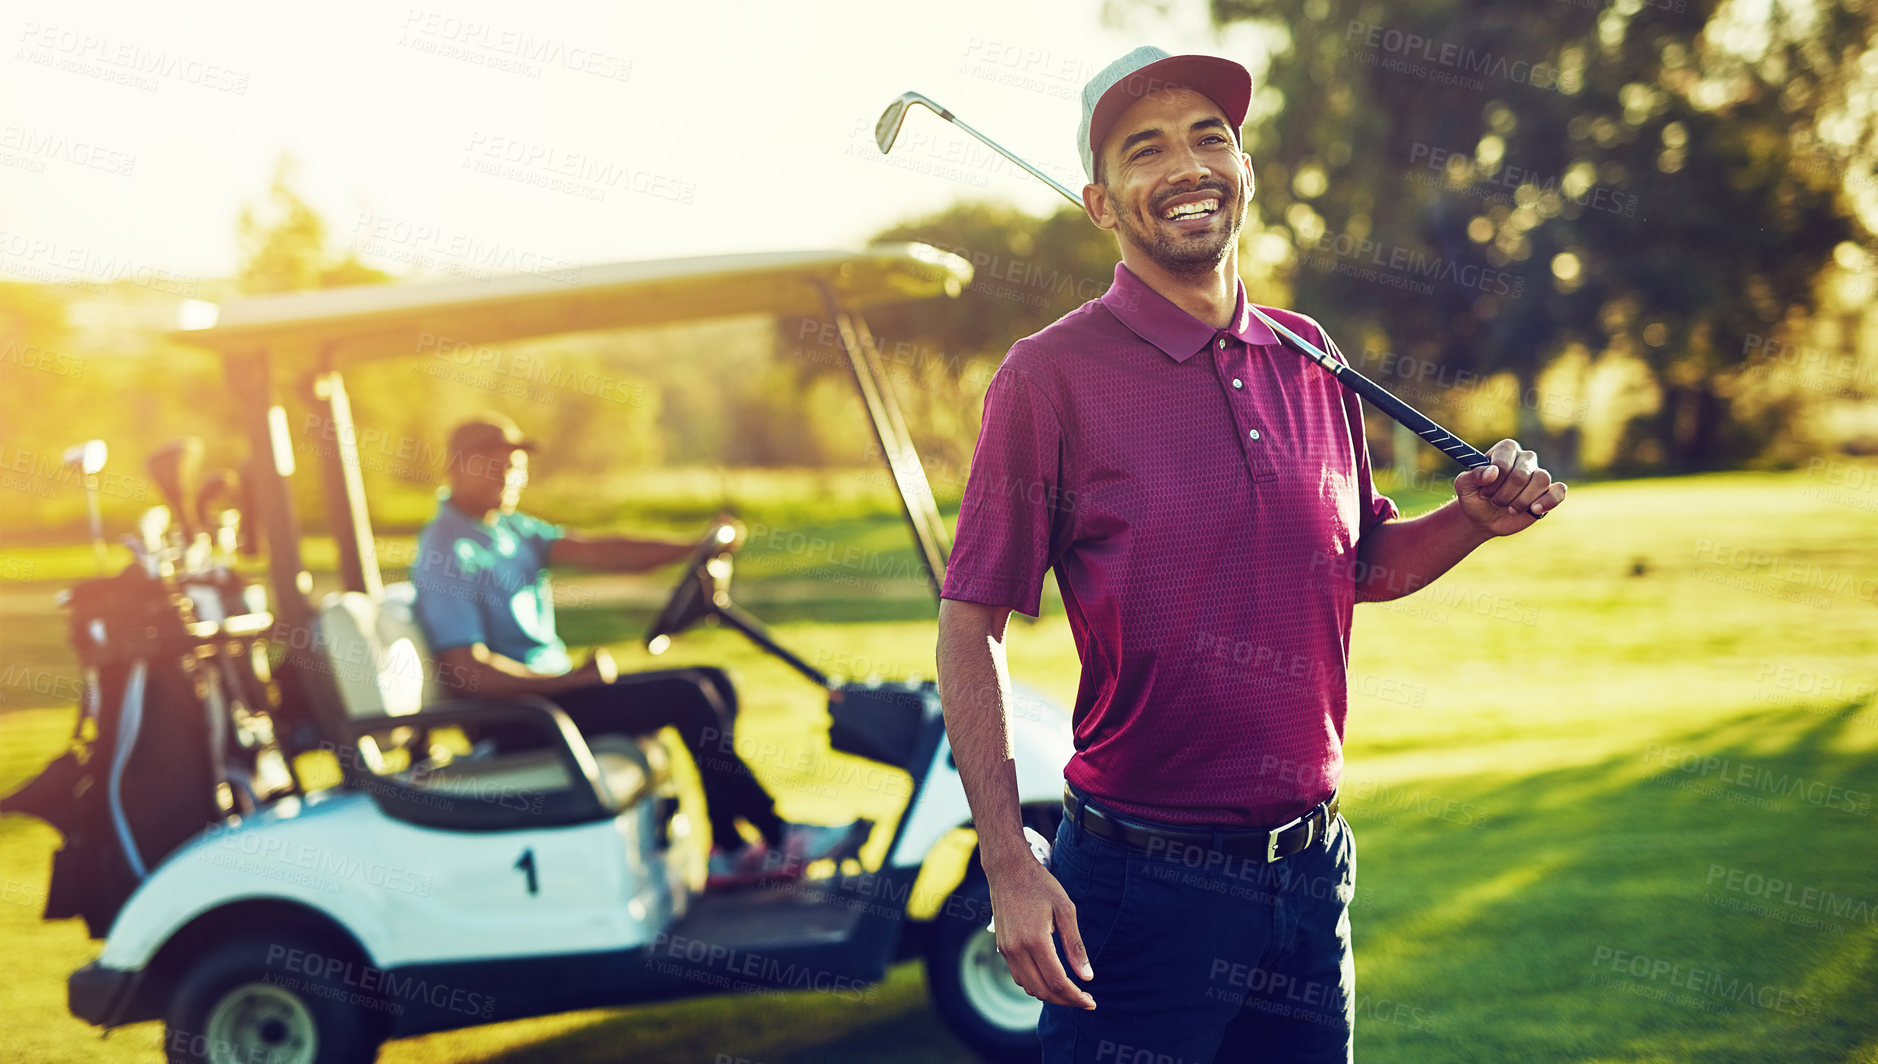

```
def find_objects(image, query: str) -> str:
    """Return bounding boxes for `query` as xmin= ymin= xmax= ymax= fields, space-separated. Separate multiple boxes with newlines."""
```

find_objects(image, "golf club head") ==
xmin=147 ymin=437 xmax=205 ymax=540
xmin=139 ymin=505 xmax=172 ymax=560
xmin=196 ymin=468 xmax=243 ymax=556
xmin=63 ymin=440 xmax=107 ymax=476
xmin=875 ymin=92 xmax=946 ymax=154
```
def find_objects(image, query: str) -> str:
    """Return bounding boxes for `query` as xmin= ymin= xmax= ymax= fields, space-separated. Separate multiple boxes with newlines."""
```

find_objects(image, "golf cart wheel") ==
xmin=164 ymin=934 xmax=384 ymax=1064
xmin=925 ymin=875 xmax=1044 ymax=1062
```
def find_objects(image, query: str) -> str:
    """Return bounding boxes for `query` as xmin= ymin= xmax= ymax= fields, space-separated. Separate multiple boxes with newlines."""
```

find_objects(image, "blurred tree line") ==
xmin=0 ymin=157 xmax=894 ymax=545
xmin=6 ymin=1 xmax=1876 ymax=546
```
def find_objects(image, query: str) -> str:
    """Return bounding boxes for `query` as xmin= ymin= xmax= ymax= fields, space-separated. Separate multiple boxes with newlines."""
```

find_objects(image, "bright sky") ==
xmin=1 ymin=0 xmax=1265 ymax=285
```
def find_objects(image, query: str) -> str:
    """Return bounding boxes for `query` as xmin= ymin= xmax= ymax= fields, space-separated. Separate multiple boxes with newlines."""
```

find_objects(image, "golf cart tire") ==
xmin=164 ymin=933 xmax=385 ymax=1064
xmin=925 ymin=874 xmax=1042 ymax=1063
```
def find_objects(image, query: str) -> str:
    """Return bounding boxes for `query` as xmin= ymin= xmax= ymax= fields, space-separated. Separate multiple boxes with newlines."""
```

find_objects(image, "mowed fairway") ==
xmin=1 ymin=467 xmax=1875 ymax=1063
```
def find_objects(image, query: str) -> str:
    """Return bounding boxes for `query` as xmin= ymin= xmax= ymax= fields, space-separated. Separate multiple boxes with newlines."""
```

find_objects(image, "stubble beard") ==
xmin=1115 ymin=180 xmax=1248 ymax=276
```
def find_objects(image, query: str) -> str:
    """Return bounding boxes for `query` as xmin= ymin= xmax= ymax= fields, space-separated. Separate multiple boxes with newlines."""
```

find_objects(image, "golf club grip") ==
xmin=1328 ymin=361 xmax=1491 ymax=470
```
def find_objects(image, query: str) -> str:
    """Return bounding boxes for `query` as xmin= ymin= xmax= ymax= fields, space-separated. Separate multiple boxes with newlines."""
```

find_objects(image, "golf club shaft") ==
xmin=919 ymin=101 xmax=1085 ymax=205
xmin=1237 ymin=306 xmax=1490 ymax=470
xmin=886 ymin=95 xmax=1490 ymax=471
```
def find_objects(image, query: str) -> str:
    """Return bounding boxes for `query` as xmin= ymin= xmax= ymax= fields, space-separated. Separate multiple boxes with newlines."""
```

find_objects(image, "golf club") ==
xmin=62 ymin=440 xmax=109 ymax=572
xmin=875 ymin=92 xmax=1494 ymax=473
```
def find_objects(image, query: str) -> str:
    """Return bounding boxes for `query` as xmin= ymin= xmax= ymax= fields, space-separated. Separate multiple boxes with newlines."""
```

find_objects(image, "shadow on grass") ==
xmin=454 ymin=964 xmax=976 ymax=1064
xmin=1346 ymin=701 xmax=1878 ymax=1064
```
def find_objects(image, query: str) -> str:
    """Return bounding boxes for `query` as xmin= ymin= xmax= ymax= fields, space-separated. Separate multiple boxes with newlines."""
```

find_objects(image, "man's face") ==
xmin=1085 ymin=87 xmax=1253 ymax=274
xmin=451 ymin=446 xmax=529 ymax=516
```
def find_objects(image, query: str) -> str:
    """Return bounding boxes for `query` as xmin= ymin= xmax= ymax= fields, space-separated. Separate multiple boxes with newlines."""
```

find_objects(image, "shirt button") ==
xmin=1217 ymin=337 xmax=1228 ymax=349
xmin=1232 ymin=378 xmax=1243 ymax=389
xmin=1249 ymin=428 xmax=1262 ymax=441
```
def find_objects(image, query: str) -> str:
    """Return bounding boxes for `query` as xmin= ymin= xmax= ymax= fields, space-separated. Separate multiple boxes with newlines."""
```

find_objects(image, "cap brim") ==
xmin=1089 ymin=54 xmax=1252 ymax=179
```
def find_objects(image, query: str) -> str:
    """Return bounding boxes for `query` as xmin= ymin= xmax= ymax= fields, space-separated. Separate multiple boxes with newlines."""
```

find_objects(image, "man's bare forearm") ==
xmin=550 ymin=535 xmax=694 ymax=573
xmin=1353 ymin=500 xmax=1494 ymax=603
xmin=935 ymin=599 xmax=1035 ymax=875
xmin=438 ymin=646 xmax=599 ymax=699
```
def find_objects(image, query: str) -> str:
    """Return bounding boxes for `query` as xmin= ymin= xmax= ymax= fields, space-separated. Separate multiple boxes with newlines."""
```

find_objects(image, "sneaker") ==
xmin=705 ymin=819 xmax=873 ymax=888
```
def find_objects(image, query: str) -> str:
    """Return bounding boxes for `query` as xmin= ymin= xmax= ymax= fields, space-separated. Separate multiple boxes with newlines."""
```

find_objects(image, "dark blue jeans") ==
xmin=1039 ymin=788 xmax=1357 ymax=1064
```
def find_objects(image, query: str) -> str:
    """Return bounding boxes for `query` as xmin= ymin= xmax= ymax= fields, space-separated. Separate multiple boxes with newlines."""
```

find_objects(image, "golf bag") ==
xmin=0 ymin=562 xmax=280 ymax=938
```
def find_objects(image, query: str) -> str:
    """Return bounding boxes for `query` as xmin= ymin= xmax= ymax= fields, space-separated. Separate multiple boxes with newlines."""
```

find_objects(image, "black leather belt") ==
xmin=1063 ymin=783 xmax=1340 ymax=863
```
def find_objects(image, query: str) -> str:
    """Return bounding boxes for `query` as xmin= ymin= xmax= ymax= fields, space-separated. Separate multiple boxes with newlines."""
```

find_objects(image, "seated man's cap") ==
xmin=447 ymin=412 xmax=537 ymax=463
xmin=1079 ymin=46 xmax=1254 ymax=184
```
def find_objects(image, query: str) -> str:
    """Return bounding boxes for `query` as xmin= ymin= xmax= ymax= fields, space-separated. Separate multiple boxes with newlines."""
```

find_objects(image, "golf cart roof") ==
xmin=171 ymin=243 xmax=972 ymax=369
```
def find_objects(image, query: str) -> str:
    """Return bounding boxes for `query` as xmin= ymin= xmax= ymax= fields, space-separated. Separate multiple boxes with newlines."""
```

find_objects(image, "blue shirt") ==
xmin=410 ymin=494 xmax=572 ymax=675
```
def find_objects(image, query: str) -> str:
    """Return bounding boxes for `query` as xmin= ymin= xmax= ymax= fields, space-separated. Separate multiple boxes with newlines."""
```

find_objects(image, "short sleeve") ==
xmin=510 ymin=512 xmax=566 ymax=567
xmin=940 ymin=365 xmax=1071 ymax=618
xmin=410 ymin=528 xmax=488 ymax=654
xmin=1320 ymin=326 xmax=1399 ymax=536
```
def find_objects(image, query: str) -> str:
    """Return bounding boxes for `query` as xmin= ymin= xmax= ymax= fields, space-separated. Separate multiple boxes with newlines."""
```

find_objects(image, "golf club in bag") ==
xmin=0 ymin=439 xmax=288 ymax=939
xmin=873 ymin=91 xmax=1495 ymax=473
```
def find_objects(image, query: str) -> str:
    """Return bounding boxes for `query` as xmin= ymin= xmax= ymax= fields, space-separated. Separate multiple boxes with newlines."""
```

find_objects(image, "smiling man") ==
xmin=411 ymin=413 xmax=870 ymax=887
xmin=933 ymin=47 xmax=1566 ymax=1063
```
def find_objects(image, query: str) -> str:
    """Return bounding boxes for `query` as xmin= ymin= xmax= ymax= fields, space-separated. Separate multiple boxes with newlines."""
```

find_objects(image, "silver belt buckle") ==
xmin=1265 ymin=810 xmax=1306 ymax=863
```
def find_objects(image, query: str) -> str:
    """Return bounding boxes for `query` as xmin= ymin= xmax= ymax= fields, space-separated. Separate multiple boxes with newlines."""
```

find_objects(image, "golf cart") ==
xmin=1 ymin=244 xmax=1073 ymax=1063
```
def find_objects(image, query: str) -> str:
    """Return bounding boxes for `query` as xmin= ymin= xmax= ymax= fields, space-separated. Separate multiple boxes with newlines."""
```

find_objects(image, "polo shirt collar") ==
xmin=1099 ymin=261 xmax=1279 ymax=362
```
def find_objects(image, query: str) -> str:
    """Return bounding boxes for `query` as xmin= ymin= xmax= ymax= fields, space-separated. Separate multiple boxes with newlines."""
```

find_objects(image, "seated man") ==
xmin=409 ymin=413 xmax=868 ymax=886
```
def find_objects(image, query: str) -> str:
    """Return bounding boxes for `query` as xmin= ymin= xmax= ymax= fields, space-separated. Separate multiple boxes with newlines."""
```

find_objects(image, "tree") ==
xmin=854 ymin=200 xmax=1123 ymax=467
xmin=236 ymin=155 xmax=391 ymax=295
xmin=1154 ymin=0 xmax=1872 ymax=472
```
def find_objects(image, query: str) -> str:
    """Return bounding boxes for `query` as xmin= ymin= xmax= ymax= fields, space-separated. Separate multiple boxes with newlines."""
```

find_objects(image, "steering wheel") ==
xmin=644 ymin=518 xmax=745 ymax=654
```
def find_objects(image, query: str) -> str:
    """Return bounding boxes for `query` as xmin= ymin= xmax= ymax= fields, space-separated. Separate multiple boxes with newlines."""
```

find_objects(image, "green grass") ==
xmin=2 ymin=467 xmax=1876 ymax=1062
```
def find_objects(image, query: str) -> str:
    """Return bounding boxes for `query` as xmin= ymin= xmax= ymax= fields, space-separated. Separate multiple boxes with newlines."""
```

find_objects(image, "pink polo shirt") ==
xmin=940 ymin=262 xmax=1398 ymax=828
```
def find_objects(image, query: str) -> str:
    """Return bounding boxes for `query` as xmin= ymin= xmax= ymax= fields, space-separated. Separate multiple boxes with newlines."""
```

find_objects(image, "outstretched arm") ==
xmin=1356 ymin=438 xmax=1567 ymax=603
xmin=548 ymin=533 xmax=694 ymax=573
